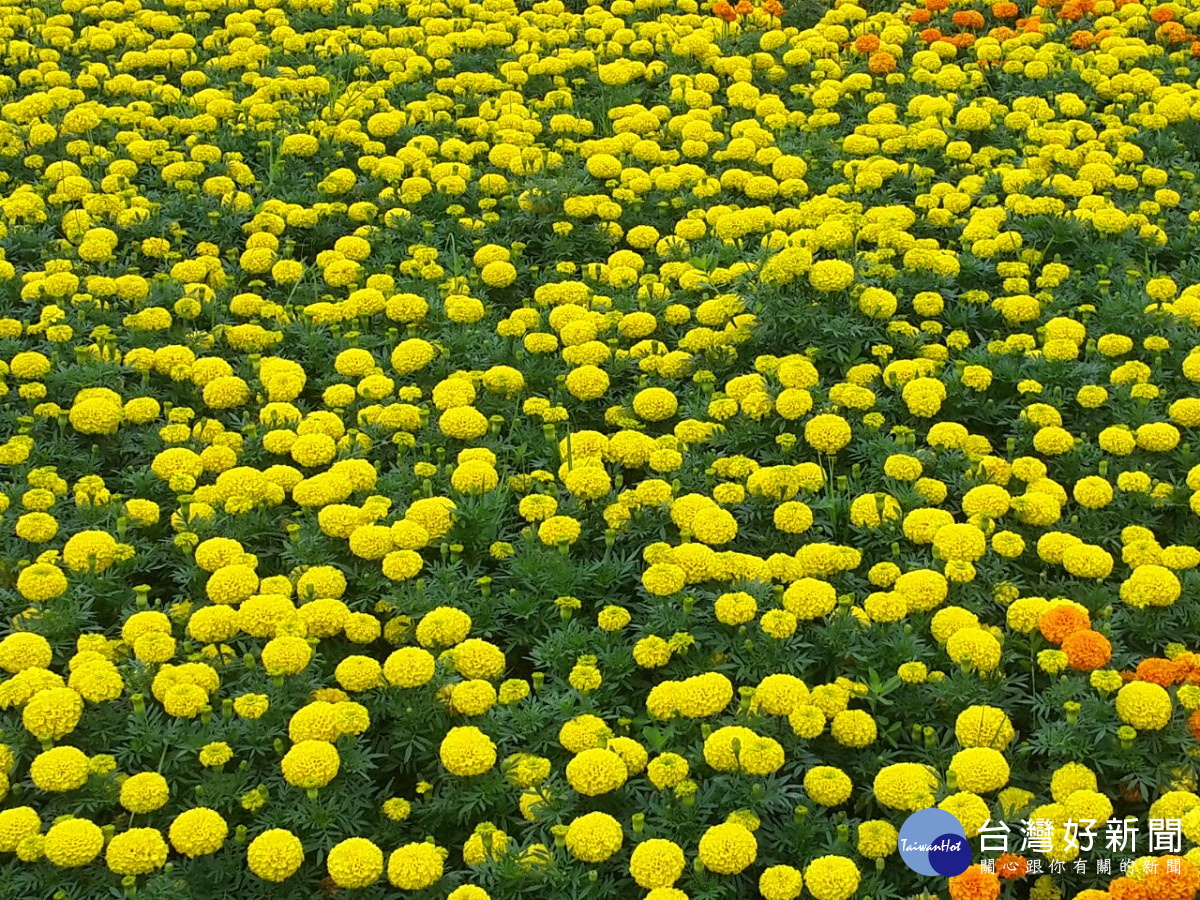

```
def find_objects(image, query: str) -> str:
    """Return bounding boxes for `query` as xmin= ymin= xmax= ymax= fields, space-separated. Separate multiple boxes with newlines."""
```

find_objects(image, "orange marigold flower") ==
xmin=855 ymin=34 xmax=881 ymax=52
xmin=1188 ymin=710 xmax=1200 ymax=741
xmin=996 ymin=854 xmax=1028 ymax=879
xmin=920 ymin=27 xmax=943 ymax=41
xmin=1063 ymin=630 xmax=1112 ymax=671
xmin=712 ymin=0 xmax=736 ymax=20
xmin=949 ymin=868 xmax=1001 ymax=900
xmin=1175 ymin=652 xmax=1200 ymax=683
xmin=1150 ymin=5 xmax=1175 ymax=21
xmin=1157 ymin=21 xmax=1189 ymax=42
xmin=868 ymin=51 xmax=898 ymax=72
xmin=926 ymin=0 xmax=950 ymax=10
xmin=1070 ymin=29 xmax=1095 ymax=47
xmin=992 ymin=1 xmax=1019 ymax=15
xmin=1136 ymin=658 xmax=1185 ymax=686
xmin=1109 ymin=877 xmax=1150 ymax=900
xmin=910 ymin=8 xmax=933 ymax=23
xmin=951 ymin=33 xmax=976 ymax=46
xmin=1145 ymin=857 xmax=1200 ymax=900
xmin=953 ymin=10 xmax=986 ymax=27
xmin=1039 ymin=606 xmax=1090 ymax=644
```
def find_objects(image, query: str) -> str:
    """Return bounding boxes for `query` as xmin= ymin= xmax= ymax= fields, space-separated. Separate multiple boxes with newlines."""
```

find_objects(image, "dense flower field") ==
xmin=4 ymin=0 xmax=1200 ymax=896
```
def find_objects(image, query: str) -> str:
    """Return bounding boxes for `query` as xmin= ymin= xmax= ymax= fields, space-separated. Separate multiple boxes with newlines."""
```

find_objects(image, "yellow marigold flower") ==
xmin=804 ymin=414 xmax=852 ymax=454
xmin=565 ymin=811 xmax=624 ymax=863
xmin=44 ymin=818 xmax=104 ymax=868
xmin=804 ymin=856 xmax=860 ymax=900
xmin=630 ymin=838 xmax=685 ymax=888
xmin=440 ymin=726 xmax=496 ymax=776
xmin=387 ymin=842 xmax=444 ymax=890
xmin=105 ymin=828 xmax=168 ymax=876
xmin=327 ymin=837 xmax=384 ymax=889
xmin=169 ymin=808 xmax=227 ymax=858
xmin=697 ymin=822 xmax=757 ymax=875
xmin=247 ymin=829 xmax=303 ymax=882
xmin=119 ymin=772 xmax=169 ymax=814
xmin=1115 ymin=682 xmax=1172 ymax=730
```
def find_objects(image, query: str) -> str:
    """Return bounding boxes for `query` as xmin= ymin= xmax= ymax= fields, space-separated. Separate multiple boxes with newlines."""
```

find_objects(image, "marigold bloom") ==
xmin=1136 ymin=658 xmax=1186 ymax=686
xmin=996 ymin=854 xmax=1028 ymax=879
xmin=1039 ymin=605 xmax=1090 ymax=644
xmin=869 ymin=52 xmax=898 ymax=73
xmin=1062 ymin=631 xmax=1113 ymax=671
xmin=948 ymin=868 xmax=1001 ymax=900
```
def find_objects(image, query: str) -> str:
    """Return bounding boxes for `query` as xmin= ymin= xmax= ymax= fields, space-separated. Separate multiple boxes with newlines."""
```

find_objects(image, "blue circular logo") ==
xmin=929 ymin=832 xmax=972 ymax=876
xmin=898 ymin=809 xmax=970 ymax=877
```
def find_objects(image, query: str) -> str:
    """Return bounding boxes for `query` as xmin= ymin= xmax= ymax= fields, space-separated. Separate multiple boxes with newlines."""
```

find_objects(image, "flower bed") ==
xmin=2 ymin=0 xmax=1200 ymax=897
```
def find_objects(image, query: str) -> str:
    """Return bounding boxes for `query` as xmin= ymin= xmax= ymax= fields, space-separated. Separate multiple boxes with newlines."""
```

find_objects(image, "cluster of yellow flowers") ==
xmin=4 ymin=0 xmax=1200 ymax=894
